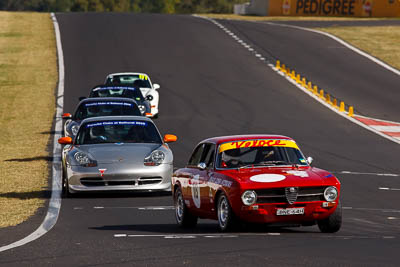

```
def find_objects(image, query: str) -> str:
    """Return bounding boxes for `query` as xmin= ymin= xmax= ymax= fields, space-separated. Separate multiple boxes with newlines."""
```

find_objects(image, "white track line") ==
xmin=343 ymin=207 xmax=400 ymax=213
xmin=114 ymin=233 xmax=280 ymax=238
xmin=88 ymin=206 xmax=174 ymax=210
xmin=336 ymin=171 xmax=400 ymax=177
xmin=192 ymin=15 xmax=400 ymax=146
xmin=0 ymin=13 xmax=64 ymax=253
xmin=379 ymin=187 xmax=400 ymax=191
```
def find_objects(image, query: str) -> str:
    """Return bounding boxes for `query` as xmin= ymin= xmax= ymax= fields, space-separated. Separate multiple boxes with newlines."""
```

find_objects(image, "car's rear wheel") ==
xmin=317 ymin=201 xmax=342 ymax=233
xmin=174 ymin=187 xmax=197 ymax=228
xmin=217 ymin=193 xmax=238 ymax=232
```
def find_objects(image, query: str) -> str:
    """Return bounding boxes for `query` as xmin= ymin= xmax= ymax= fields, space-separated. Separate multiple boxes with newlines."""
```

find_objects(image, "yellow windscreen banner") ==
xmin=219 ymin=139 xmax=299 ymax=153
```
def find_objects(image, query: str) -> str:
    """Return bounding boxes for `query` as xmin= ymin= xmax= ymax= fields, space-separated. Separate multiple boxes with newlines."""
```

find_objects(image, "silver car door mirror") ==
xmin=153 ymin=84 xmax=160 ymax=90
xmin=197 ymin=162 xmax=207 ymax=170
xmin=307 ymin=157 xmax=313 ymax=165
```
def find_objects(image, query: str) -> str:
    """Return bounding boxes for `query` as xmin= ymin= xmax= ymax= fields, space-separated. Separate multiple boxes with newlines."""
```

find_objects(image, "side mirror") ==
xmin=307 ymin=156 xmax=313 ymax=165
xmin=79 ymin=97 xmax=86 ymax=101
xmin=197 ymin=162 xmax=207 ymax=170
xmin=163 ymin=134 xmax=177 ymax=143
xmin=58 ymin=136 xmax=72 ymax=145
xmin=153 ymin=84 xmax=160 ymax=90
xmin=62 ymin=113 xmax=72 ymax=119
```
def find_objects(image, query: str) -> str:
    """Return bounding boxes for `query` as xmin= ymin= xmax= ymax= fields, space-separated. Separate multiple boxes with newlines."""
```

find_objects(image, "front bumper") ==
xmin=150 ymin=106 xmax=159 ymax=117
xmin=236 ymin=201 xmax=338 ymax=224
xmin=66 ymin=162 xmax=172 ymax=193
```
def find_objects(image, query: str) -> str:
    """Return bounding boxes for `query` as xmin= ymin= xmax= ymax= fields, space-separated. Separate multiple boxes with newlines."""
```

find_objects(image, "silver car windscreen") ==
xmin=75 ymin=120 xmax=162 ymax=145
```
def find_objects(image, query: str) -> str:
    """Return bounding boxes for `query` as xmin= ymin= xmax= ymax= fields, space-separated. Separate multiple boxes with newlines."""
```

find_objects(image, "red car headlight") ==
xmin=241 ymin=190 xmax=257 ymax=206
xmin=324 ymin=186 xmax=338 ymax=202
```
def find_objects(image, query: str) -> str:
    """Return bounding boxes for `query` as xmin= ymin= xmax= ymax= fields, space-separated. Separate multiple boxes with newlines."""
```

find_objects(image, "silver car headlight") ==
xmin=241 ymin=190 xmax=257 ymax=206
xmin=138 ymin=105 xmax=145 ymax=114
xmin=324 ymin=186 xmax=338 ymax=202
xmin=71 ymin=124 xmax=79 ymax=136
xmin=74 ymin=152 xmax=97 ymax=167
xmin=144 ymin=150 xmax=165 ymax=166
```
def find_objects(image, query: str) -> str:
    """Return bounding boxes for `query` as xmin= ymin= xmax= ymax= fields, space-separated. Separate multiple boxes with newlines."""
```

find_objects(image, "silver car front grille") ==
xmin=255 ymin=187 xmax=326 ymax=204
xmin=138 ymin=177 xmax=162 ymax=185
xmin=80 ymin=176 xmax=162 ymax=187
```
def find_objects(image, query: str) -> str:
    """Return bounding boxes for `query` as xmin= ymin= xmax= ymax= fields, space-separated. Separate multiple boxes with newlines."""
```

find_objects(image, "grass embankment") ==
xmin=316 ymin=26 xmax=400 ymax=70
xmin=203 ymin=14 xmax=400 ymax=70
xmin=0 ymin=12 xmax=56 ymax=228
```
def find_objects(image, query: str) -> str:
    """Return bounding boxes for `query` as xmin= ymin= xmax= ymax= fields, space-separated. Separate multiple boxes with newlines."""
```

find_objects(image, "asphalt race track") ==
xmin=1 ymin=14 xmax=399 ymax=266
xmin=220 ymin=19 xmax=400 ymax=121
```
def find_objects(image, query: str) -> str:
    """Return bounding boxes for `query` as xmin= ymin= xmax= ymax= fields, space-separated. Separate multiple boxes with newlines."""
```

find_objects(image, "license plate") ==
xmin=276 ymin=207 xmax=304 ymax=216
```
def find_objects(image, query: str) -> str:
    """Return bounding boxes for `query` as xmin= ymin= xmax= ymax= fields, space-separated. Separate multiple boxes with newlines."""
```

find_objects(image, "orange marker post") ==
xmin=339 ymin=101 xmax=345 ymax=112
xmin=307 ymin=81 xmax=312 ymax=91
xmin=282 ymin=64 xmax=286 ymax=74
xmin=348 ymin=106 xmax=354 ymax=117
xmin=319 ymin=89 xmax=325 ymax=100
xmin=313 ymin=85 xmax=318 ymax=95
xmin=326 ymin=94 xmax=331 ymax=104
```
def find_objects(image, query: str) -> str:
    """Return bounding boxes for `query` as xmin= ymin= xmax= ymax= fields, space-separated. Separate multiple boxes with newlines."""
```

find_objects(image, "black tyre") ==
xmin=318 ymin=201 xmax=342 ymax=233
xmin=61 ymin=167 xmax=70 ymax=198
xmin=217 ymin=193 xmax=238 ymax=232
xmin=174 ymin=187 xmax=198 ymax=228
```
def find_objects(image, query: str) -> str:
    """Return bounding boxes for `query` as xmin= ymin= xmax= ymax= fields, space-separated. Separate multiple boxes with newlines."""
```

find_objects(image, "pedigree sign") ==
xmin=268 ymin=0 xmax=400 ymax=17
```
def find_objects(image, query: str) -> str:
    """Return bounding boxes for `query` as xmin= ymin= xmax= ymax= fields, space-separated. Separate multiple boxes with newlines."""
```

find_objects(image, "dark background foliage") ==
xmin=0 ymin=0 xmax=248 ymax=13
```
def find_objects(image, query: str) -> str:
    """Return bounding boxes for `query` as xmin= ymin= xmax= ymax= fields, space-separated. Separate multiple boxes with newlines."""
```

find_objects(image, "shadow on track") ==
xmin=0 ymin=190 xmax=51 ymax=199
xmin=88 ymin=223 xmax=319 ymax=234
xmin=65 ymin=191 xmax=172 ymax=199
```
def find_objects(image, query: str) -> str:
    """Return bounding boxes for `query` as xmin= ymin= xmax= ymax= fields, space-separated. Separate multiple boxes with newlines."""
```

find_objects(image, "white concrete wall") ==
xmin=234 ymin=0 xmax=269 ymax=16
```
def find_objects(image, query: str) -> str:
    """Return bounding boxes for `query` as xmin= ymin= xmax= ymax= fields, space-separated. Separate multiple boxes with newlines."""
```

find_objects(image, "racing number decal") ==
xmin=191 ymin=174 xmax=201 ymax=208
xmin=139 ymin=74 xmax=148 ymax=80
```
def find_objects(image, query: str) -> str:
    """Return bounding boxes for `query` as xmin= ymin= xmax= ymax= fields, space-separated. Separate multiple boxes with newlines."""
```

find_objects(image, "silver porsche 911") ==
xmin=58 ymin=116 xmax=177 ymax=196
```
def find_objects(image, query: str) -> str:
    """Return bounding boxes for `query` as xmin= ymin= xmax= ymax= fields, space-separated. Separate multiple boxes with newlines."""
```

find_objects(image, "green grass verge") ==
xmin=316 ymin=26 xmax=400 ymax=70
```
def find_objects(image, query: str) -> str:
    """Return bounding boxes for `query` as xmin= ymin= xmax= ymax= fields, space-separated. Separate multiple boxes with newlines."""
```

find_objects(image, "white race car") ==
xmin=105 ymin=73 xmax=160 ymax=118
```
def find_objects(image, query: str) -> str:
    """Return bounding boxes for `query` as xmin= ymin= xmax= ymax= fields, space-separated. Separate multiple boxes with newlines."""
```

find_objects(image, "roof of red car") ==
xmin=202 ymin=135 xmax=294 ymax=145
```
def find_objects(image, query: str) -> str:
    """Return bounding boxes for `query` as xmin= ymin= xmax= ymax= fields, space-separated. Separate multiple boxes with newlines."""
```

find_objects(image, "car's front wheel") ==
xmin=174 ymin=187 xmax=197 ymax=228
xmin=217 ymin=193 xmax=238 ymax=232
xmin=317 ymin=201 xmax=342 ymax=233
xmin=61 ymin=168 xmax=70 ymax=198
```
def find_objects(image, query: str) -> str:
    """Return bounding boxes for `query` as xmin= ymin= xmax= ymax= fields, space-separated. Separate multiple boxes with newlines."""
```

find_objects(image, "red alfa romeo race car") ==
xmin=172 ymin=135 xmax=342 ymax=232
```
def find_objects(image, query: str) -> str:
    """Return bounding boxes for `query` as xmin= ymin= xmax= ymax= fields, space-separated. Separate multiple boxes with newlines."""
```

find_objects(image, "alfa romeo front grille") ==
xmin=285 ymin=187 xmax=298 ymax=204
xmin=255 ymin=186 xmax=326 ymax=204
